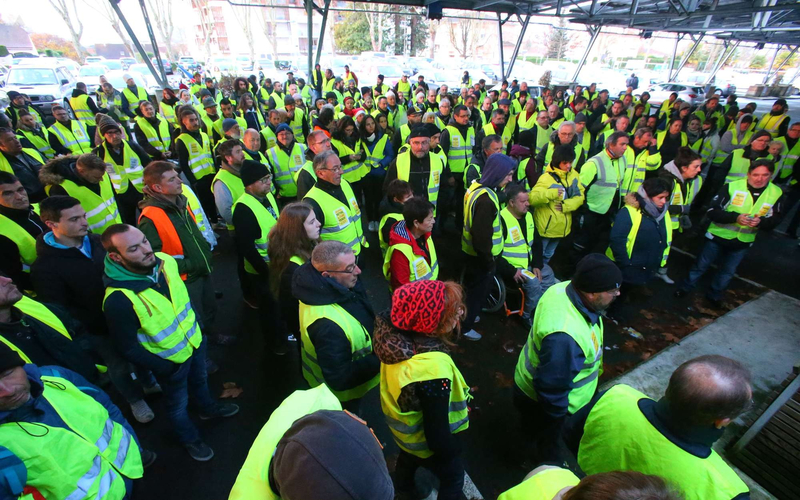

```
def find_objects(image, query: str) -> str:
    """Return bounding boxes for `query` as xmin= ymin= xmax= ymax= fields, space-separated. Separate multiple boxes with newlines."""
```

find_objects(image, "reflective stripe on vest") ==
xmin=212 ymin=169 xmax=245 ymax=230
xmin=605 ymin=204 xmax=672 ymax=268
xmin=725 ymin=148 xmax=751 ymax=183
xmin=103 ymin=253 xmax=201 ymax=363
xmin=330 ymin=138 xmax=367 ymax=183
xmin=365 ymin=134 xmax=389 ymax=170
xmin=268 ymin=143 xmax=307 ymax=198
xmin=382 ymin=237 xmax=439 ymax=286
xmin=514 ymin=281 xmax=603 ymax=413
xmin=396 ymin=151 xmax=442 ymax=212
xmin=122 ymin=86 xmax=148 ymax=106
xmin=57 ymin=177 xmax=121 ymax=233
xmin=445 ymin=125 xmax=475 ymax=173
xmin=299 ymin=302 xmax=379 ymax=402
xmin=102 ymin=140 xmax=144 ymax=194
xmin=577 ymin=385 xmax=749 ymax=500
xmin=0 ymin=211 xmax=38 ymax=271
xmin=0 ymin=373 xmax=143 ymax=500
xmin=135 ymin=116 xmax=171 ymax=152
xmin=177 ymin=132 xmax=215 ymax=179
xmin=462 ymin=182 xmax=503 ymax=256
xmin=49 ymin=120 xmax=92 ymax=154
xmin=517 ymin=111 xmax=538 ymax=132
xmin=288 ymin=108 xmax=306 ymax=143
xmin=669 ymin=176 xmax=703 ymax=229
xmin=303 ymin=179 xmax=364 ymax=255
xmin=755 ymin=112 xmax=788 ymax=137
xmin=775 ymin=136 xmax=800 ymax=180
xmin=231 ymin=192 xmax=280 ymax=274
xmin=707 ymin=179 xmax=783 ymax=244
xmin=482 ymin=122 xmax=511 ymax=149
xmin=381 ymin=351 xmax=470 ymax=458
xmin=17 ymin=129 xmax=55 ymax=159
xmin=499 ymin=208 xmax=534 ymax=268
xmin=69 ymin=94 xmax=96 ymax=126
xmin=584 ymin=152 xmax=622 ymax=214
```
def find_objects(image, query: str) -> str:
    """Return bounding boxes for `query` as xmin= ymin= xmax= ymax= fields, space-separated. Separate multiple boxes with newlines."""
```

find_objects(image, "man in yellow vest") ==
xmin=15 ymin=109 xmax=55 ymax=160
xmin=212 ymin=139 xmax=246 ymax=231
xmin=47 ymin=105 xmax=93 ymax=156
xmin=296 ymin=130 xmax=331 ymax=199
xmin=755 ymin=98 xmax=790 ymax=137
xmin=534 ymin=121 xmax=586 ymax=174
xmin=40 ymin=153 xmax=123 ymax=235
xmin=676 ymin=160 xmax=783 ymax=308
xmin=0 ymin=342 xmax=156 ymax=499
xmin=102 ymin=224 xmax=239 ymax=461
xmin=0 ymin=127 xmax=46 ymax=202
xmin=4 ymin=91 xmax=43 ymax=129
xmin=175 ymin=107 xmax=218 ymax=225
xmin=132 ymin=100 xmax=172 ymax=161
xmin=565 ymin=355 xmax=752 ymax=500
xmin=461 ymin=154 xmax=516 ymax=341
xmin=514 ymin=253 xmax=621 ymax=463
xmin=304 ymin=150 xmax=367 ymax=257
xmin=231 ymin=161 xmax=288 ymax=355
xmin=229 ymin=385 xmax=394 ymax=500
xmin=93 ymin=119 xmax=151 ymax=225
xmin=266 ymin=123 xmax=307 ymax=205
xmin=120 ymin=73 xmax=150 ymax=120
xmin=69 ymin=82 xmax=101 ymax=142
xmin=292 ymin=240 xmax=379 ymax=413
xmin=499 ymin=467 xmax=678 ymax=499
xmin=497 ymin=183 xmax=556 ymax=330
xmin=383 ymin=125 xmax=443 ymax=219
xmin=0 ymin=172 xmax=44 ymax=291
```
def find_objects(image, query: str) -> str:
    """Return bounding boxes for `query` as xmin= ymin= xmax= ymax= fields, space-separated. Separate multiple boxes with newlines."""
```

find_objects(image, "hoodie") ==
xmin=39 ymin=155 xmax=104 ymax=198
xmin=291 ymin=263 xmax=379 ymax=393
xmin=609 ymin=193 xmax=669 ymax=284
xmin=372 ymin=312 xmax=461 ymax=458
xmin=530 ymin=164 xmax=585 ymax=238
xmin=0 ymin=365 xmax=139 ymax=499
xmin=385 ymin=220 xmax=433 ymax=291
xmin=719 ymin=114 xmax=753 ymax=154
xmin=102 ymin=255 xmax=178 ymax=376
xmin=659 ymin=160 xmax=691 ymax=219
xmin=469 ymin=154 xmax=515 ymax=268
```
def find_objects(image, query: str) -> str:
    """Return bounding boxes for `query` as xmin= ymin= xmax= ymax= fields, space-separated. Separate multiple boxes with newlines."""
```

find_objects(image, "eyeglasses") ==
xmin=259 ymin=175 xmax=272 ymax=183
xmin=326 ymin=264 xmax=357 ymax=274
xmin=318 ymin=165 xmax=343 ymax=173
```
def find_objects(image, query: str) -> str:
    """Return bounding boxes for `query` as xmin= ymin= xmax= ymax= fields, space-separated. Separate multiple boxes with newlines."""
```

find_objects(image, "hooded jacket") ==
xmin=718 ymin=114 xmax=753 ymax=155
xmin=30 ymin=233 xmax=108 ymax=336
xmin=291 ymin=263 xmax=379 ymax=393
xmin=0 ymin=364 xmax=138 ymax=500
xmin=386 ymin=220 xmax=433 ymax=291
xmin=372 ymin=312 xmax=461 ymax=458
xmin=102 ymin=255 xmax=180 ymax=376
xmin=609 ymin=193 xmax=669 ymax=284
xmin=70 ymin=88 xmax=102 ymax=116
xmin=464 ymin=147 xmax=487 ymax=188
xmin=39 ymin=155 xmax=105 ymax=199
xmin=137 ymin=194 xmax=213 ymax=283
xmin=530 ymin=164 xmax=585 ymax=238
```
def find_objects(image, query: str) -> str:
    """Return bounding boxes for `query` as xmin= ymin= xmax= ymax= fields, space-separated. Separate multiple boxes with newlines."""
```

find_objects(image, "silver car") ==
xmin=646 ymin=82 xmax=705 ymax=107
xmin=3 ymin=64 xmax=77 ymax=118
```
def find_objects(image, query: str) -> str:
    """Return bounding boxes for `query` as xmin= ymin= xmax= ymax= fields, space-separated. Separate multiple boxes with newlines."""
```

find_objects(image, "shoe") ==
xmin=130 ymin=400 xmax=154 ymax=423
xmin=141 ymin=449 xmax=157 ymax=468
xmin=462 ymin=329 xmax=482 ymax=341
xmin=142 ymin=383 xmax=162 ymax=396
xmin=242 ymin=297 xmax=259 ymax=309
xmin=211 ymin=333 xmax=237 ymax=346
xmin=474 ymin=315 xmax=480 ymax=324
xmin=205 ymin=358 xmax=219 ymax=375
xmin=185 ymin=441 xmax=215 ymax=462
xmin=200 ymin=403 xmax=240 ymax=420
xmin=656 ymin=272 xmax=675 ymax=285
xmin=287 ymin=334 xmax=297 ymax=342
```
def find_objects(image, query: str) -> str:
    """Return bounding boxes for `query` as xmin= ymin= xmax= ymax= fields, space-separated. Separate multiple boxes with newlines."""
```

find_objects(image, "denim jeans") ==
xmin=680 ymin=238 xmax=749 ymax=300
xmin=520 ymin=264 xmax=557 ymax=320
xmin=156 ymin=338 xmax=217 ymax=444
xmin=540 ymin=237 xmax=561 ymax=265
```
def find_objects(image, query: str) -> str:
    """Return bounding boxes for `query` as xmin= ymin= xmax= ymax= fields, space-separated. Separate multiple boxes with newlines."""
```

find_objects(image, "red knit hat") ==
xmin=391 ymin=280 xmax=446 ymax=335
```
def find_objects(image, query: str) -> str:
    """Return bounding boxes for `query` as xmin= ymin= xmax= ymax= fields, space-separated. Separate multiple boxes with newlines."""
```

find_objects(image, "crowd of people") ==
xmin=0 ymin=62 xmax=793 ymax=499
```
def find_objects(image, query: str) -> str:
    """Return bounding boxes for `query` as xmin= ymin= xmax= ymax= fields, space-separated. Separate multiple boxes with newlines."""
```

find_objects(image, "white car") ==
xmin=126 ymin=64 xmax=163 ymax=97
xmin=3 ymin=64 xmax=77 ymax=119
xmin=646 ymin=82 xmax=705 ymax=107
xmin=78 ymin=64 xmax=110 ymax=93
xmin=104 ymin=70 xmax=152 ymax=102
xmin=85 ymin=56 xmax=106 ymax=64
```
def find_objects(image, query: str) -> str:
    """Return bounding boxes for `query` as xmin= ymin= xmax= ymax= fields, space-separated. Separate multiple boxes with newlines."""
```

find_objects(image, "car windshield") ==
xmin=129 ymin=66 xmax=149 ymax=75
xmin=79 ymin=66 xmax=106 ymax=77
xmin=7 ymin=68 xmax=58 ymax=85
xmin=105 ymin=61 xmax=123 ymax=70
xmin=377 ymin=66 xmax=402 ymax=77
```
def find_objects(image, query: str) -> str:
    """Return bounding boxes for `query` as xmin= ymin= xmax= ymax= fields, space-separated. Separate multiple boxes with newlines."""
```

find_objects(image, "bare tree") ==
xmin=47 ymin=0 xmax=85 ymax=62
xmin=428 ymin=19 xmax=439 ymax=58
xmin=448 ymin=17 xmax=480 ymax=59
xmin=231 ymin=4 xmax=255 ymax=64
xmin=360 ymin=4 xmax=387 ymax=52
xmin=147 ymin=0 xmax=177 ymax=63
xmin=257 ymin=0 xmax=279 ymax=58
xmin=193 ymin=0 xmax=215 ymax=62
xmin=85 ymin=0 xmax=135 ymax=57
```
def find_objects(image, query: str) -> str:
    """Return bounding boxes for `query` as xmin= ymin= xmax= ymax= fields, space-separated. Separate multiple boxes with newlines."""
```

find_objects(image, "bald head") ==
xmin=242 ymin=128 xmax=261 ymax=151
xmin=665 ymin=355 xmax=753 ymax=427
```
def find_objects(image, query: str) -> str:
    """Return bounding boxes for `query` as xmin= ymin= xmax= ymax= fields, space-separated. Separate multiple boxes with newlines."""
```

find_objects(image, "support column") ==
xmin=763 ymin=45 xmax=782 ymax=84
xmin=138 ymin=0 xmax=168 ymax=85
xmin=668 ymin=33 xmax=684 ymax=81
xmin=570 ymin=25 xmax=601 ymax=84
xmin=764 ymin=45 xmax=797 ymax=84
xmin=704 ymin=40 xmax=740 ymax=85
xmin=307 ymin=0 xmax=313 ymax=82
xmin=497 ymin=13 xmax=505 ymax=84
xmin=314 ymin=0 xmax=331 ymax=67
xmin=670 ymin=34 xmax=703 ymax=81
xmin=107 ymin=0 xmax=166 ymax=88
xmin=505 ymin=14 xmax=531 ymax=80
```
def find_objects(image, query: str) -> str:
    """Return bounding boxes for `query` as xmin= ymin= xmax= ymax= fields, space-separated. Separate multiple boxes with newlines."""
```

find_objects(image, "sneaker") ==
xmin=205 ymin=358 xmax=219 ymax=375
xmin=200 ymin=403 xmax=240 ymax=420
xmin=185 ymin=441 xmax=215 ymax=462
xmin=287 ymin=334 xmax=298 ymax=342
xmin=141 ymin=449 xmax=157 ymax=468
xmin=656 ymin=271 xmax=675 ymax=285
xmin=143 ymin=383 xmax=162 ymax=396
xmin=369 ymin=221 xmax=379 ymax=232
xmin=130 ymin=400 xmax=154 ymax=423
xmin=462 ymin=329 xmax=482 ymax=341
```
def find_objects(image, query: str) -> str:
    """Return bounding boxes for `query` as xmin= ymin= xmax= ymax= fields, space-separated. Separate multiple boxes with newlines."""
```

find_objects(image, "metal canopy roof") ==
xmin=361 ymin=1 xmax=800 ymax=46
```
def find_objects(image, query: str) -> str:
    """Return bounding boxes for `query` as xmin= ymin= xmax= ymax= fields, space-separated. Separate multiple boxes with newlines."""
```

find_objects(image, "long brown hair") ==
xmin=267 ymin=202 xmax=319 ymax=294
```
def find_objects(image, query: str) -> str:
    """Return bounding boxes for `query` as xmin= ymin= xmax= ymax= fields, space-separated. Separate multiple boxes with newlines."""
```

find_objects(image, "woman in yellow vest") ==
xmin=498 ymin=468 xmax=682 ymax=500
xmin=383 ymin=196 xmax=437 ymax=291
xmin=267 ymin=202 xmax=321 ymax=342
xmin=676 ymin=160 xmax=784 ymax=306
xmin=656 ymin=118 xmax=688 ymax=167
xmin=374 ymin=279 xmax=470 ymax=500
xmin=607 ymin=178 xmax=673 ymax=297
xmin=330 ymin=116 xmax=367 ymax=204
xmin=361 ymin=115 xmax=395 ymax=232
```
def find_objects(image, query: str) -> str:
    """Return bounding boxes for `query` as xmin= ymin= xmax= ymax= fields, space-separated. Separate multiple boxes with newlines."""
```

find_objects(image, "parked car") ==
xmin=78 ymin=64 xmax=111 ymax=93
xmin=714 ymin=81 xmax=737 ymax=97
xmin=105 ymin=70 xmax=152 ymax=101
xmin=126 ymin=64 xmax=162 ymax=96
xmin=235 ymin=55 xmax=252 ymax=71
xmin=119 ymin=57 xmax=136 ymax=69
xmin=85 ymin=56 xmax=106 ymax=64
xmin=362 ymin=64 xmax=405 ymax=87
xmin=150 ymin=57 xmax=173 ymax=76
xmin=103 ymin=60 xmax=123 ymax=71
xmin=646 ymin=82 xmax=705 ymax=107
xmin=2 ymin=64 xmax=77 ymax=119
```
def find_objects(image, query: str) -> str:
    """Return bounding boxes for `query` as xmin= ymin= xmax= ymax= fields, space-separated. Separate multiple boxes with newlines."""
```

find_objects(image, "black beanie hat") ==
xmin=272 ymin=410 xmax=394 ymax=500
xmin=240 ymin=160 xmax=269 ymax=187
xmin=0 ymin=343 xmax=25 ymax=372
xmin=573 ymin=253 xmax=622 ymax=293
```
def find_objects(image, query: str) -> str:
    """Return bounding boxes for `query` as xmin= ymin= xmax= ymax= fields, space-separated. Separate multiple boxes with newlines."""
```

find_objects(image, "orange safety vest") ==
xmin=138 ymin=206 xmax=197 ymax=281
